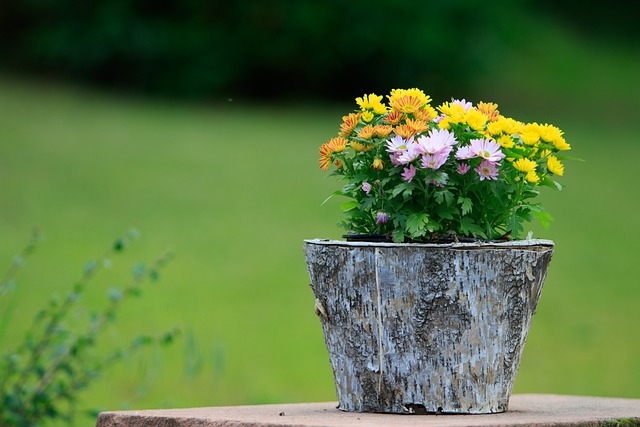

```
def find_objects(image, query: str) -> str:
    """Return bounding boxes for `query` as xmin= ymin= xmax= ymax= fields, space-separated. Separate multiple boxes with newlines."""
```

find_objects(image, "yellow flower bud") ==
xmin=371 ymin=158 xmax=385 ymax=170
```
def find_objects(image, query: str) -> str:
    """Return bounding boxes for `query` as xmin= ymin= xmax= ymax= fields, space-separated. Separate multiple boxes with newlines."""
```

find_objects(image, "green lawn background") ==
xmin=1 ymin=27 xmax=639 ymax=425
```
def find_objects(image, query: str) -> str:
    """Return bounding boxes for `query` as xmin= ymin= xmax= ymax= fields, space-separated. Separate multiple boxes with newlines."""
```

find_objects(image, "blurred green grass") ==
xmin=1 ymin=33 xmax=640 ymax=425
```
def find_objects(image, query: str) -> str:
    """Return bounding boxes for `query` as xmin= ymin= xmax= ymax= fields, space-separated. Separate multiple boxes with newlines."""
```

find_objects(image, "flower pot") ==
xmin=303 ymin=238 xmax=554 ymax=414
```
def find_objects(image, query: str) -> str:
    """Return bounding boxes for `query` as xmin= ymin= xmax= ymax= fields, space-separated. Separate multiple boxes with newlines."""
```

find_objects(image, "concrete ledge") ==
xmin=96 ymin=394 xmax=640 ymax=427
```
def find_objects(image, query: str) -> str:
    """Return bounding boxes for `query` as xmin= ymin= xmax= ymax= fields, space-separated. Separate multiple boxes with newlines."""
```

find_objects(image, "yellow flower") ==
xmin=520 ymin=131 xmax=540 ymax=146
xmin=498 ymin=134 xmax=514 ymax=149
xmin=371 ymin=158 xmax=385 ymax=170
xmin=356 ymin=93 xmax=382 ymax=110
xmin=552 ymin=135 xmax=571 ymax=151
xmin=488 ymin=116 xmax=522 ymax=136
xmin=438 ymin=117 xmax=452 ymax=130
xmin=356 ymin=93 xmax=387 ymax=116
xmin=513 ymin=158 xmax=537 ymax=173
xmin=437 ymin=102 xmax=465 ymax=123
xmin=464 ymin=108 xmax=488 ymax=131
xmin=547 ymin=155 xmax=564 ymax=176
xmin=372 ymin=102 xmax=387 ymax=115
xmin=350 ymin=141 xmax=374 ymax=152
xmin=537 ymin=123 xmax=563 ymax=143
xmin=362 ymin=111 xmax=375 ymax=123
xmin=525 ymin=171 xmax=540 ymax=184
xmin=388 ymin=88 xmax=431 ymax=106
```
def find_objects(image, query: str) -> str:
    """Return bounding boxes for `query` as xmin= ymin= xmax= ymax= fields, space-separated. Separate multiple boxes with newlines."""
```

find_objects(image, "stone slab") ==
xmin=96 ymin=394 xmax=640 ymax=427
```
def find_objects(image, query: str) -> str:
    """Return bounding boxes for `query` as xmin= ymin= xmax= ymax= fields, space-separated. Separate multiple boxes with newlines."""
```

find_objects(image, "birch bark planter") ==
xmin=303 ymin=238 xmax=554 ymax=414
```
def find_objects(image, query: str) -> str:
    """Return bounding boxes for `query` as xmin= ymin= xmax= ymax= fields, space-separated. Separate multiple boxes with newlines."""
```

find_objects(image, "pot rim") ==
xmin=304 ymin=238 xmax=554 ymax=250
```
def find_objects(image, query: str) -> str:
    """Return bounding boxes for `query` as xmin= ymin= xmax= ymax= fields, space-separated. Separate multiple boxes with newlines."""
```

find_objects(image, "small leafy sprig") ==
xmin=0 ymin=229 xmax=178 ymax=427
xmin=319 ymin=89 xmax=572 ymax=241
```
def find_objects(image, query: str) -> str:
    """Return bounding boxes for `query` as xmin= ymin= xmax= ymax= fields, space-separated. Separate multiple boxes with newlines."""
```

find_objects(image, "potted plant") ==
xmin=304 ymin=88 xmax=571 ymax=414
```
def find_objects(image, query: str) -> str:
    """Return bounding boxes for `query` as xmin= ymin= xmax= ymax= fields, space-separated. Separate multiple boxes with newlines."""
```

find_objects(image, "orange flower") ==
xmin=384 ymin=110 xmax=403 ymax=125
xmin=318 ymin=143 xmax=333 ymax=171
xmin=339 ymin=113 xmax=361 ymax=137
xmin=374 ymin=125 xmax=393 ymax=137
xmin=405 ymin=118 xmax=429 ymax=134
xmin=357 ymin=124 xmax=376 ymax=140
xmin=350 ymin=141 xmax=374 ymax=152
xmin=413 ymin=106 xmax=437 ymax=122
xmin=318 ymin=137 xmax=347 ymax=171
xmin=393 ymin=124 xmax=416 ymax=138
xmin=327 ymin=137 xmax=347 ymax=152
xmin=476 ymin=102 xmax=500 ymax=122
xmin=389 ymin=95 xmax=423 ymax=114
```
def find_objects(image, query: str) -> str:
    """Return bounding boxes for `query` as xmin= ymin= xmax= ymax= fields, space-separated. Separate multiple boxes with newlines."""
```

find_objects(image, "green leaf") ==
xmin=540 ymin=175 xmax=563 ymax=191
xmin=429 ymin=171 xmax=448 ymax=186
xmin=458 ymin=197 xmax=473 ymax=215
xmin=339 ymin=200 xmax=359 ymax=212
xmin=434 ymin=190 xmax=454 ymax=206
xmin=321 ymin=190 xmax=343 ymax=205
xmin=507 ymin=210 xmax=525 ymax=238
xmin=435 ymin=205 xmax=456 ymax=220
xmin=459 ymin=217 xmax=486 ymax=238
xmin=361 ymin=196 xmax=376 ymax=211
xmin=391 ymin=182 xmax=413 ymax=198
xmin=532 ymin=210 xmax=554 ymax=229
xmin=405 ymin=213 xmax=430 ymax=237
xmin=392 ymin=229 xmax=406 ymax=243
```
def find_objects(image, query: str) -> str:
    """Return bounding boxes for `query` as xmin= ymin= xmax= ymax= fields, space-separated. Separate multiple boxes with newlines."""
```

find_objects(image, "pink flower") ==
xmin=376 ymin=211 xmax=389 ymax=224
xmin=415 ymin=128 xmax=457 ymax=156
xmin=401 ymin=164 xmax=417 ymax=182
xmin=362 ymin=182 xmax=372 ymax=194
xmin=469 ymin=138 xmax=505 ymax=162
xmin=452 ymin=98 xmax=473 ymax=111
xmin=457 ymin=163 xmax=470 ymax=174
xmin=397 ymin=141 xmax=421 ymax=164
xmin=421 ymin=153 xmax=448 ymax=170
xmin=386 ymin=135 xmax=412 ymax=154
xmin=389 ymin=153 xmax=402 ymax=167
xmin=455 ymin=145 xmax=475 ymax=160
xmin=475 ymin=159 xmax=499 ymax=181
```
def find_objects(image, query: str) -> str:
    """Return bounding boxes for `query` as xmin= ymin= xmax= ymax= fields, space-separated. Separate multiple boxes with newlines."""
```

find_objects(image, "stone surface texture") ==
xmin=96 ymin=394 xmax=640 ymax=427
xmin=303 ymin=239 xmax=553 ymax=413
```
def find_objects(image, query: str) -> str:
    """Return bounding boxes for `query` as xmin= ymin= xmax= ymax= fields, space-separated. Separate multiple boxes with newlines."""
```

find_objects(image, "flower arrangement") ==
xmin=318 ymin=88 xmax=571 ymax=242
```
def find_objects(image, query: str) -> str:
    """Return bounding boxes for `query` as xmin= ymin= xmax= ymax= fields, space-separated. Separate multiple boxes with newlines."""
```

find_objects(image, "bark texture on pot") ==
xmin=304 ymin=239 xmax=554 ymax=414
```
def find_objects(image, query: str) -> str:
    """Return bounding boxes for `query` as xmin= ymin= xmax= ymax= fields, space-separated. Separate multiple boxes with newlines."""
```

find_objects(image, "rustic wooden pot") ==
xmin=303 ymin=238 xmax=554 ymax=414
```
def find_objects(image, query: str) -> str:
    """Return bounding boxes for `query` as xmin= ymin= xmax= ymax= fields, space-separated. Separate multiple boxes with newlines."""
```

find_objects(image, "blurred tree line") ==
xmin=1 ymin=0 xmax=637 ymax=102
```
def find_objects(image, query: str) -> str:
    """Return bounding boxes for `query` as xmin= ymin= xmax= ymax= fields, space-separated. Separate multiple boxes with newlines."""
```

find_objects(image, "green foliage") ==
xmin=0 ymin=229 xmax=177 ymax=427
